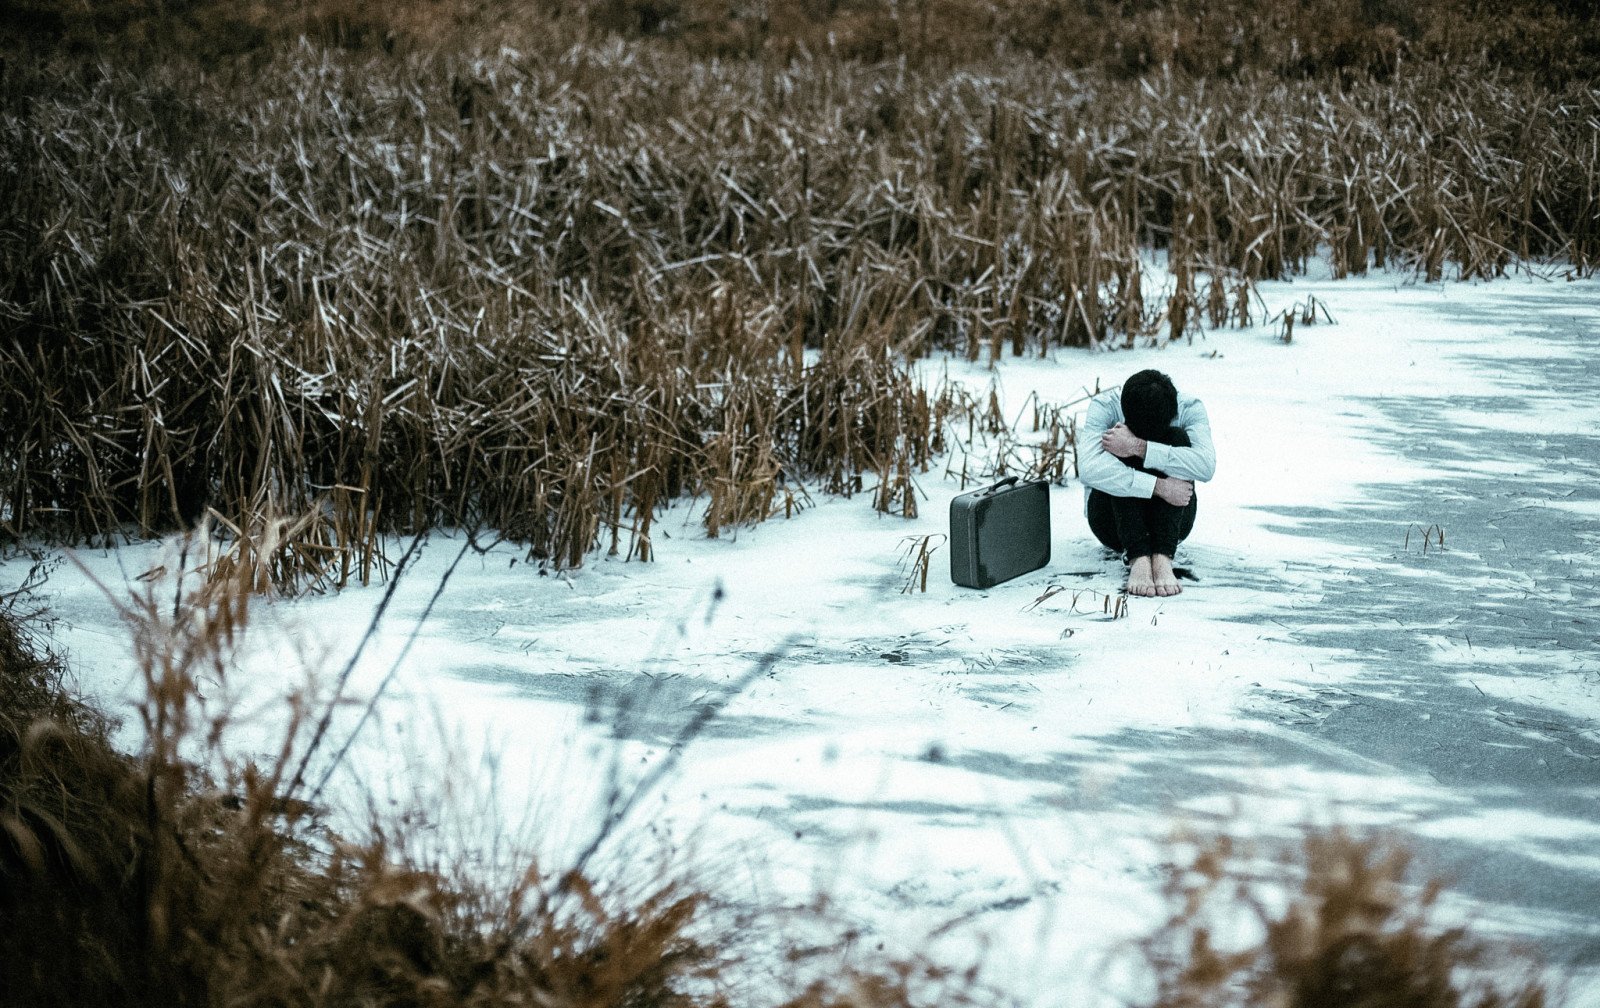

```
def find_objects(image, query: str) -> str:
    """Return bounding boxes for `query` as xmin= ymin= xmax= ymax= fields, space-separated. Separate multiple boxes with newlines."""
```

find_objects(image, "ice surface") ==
xmin=12 ymin=268 xmax=1600 ymax=1005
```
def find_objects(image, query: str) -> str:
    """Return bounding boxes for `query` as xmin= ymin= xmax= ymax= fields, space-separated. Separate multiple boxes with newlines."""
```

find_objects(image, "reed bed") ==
xmin=592 ymin=0 xmax=1599 ymax=90
xmin=2 ymin=28 xmax=1596 ymax=569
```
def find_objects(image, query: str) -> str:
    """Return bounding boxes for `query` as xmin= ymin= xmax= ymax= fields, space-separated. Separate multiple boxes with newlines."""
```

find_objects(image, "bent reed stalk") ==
xmin=2 ymin=34 xmax=1595 ymax=573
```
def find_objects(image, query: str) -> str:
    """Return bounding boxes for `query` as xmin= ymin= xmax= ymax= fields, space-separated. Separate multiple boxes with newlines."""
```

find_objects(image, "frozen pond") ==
xmin=19 ymin=268 xmax=1600 ymax=1005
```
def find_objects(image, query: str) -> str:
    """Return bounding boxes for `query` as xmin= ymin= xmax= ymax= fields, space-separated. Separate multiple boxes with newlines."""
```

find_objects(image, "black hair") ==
xmin=1120 ymin=369 xmax=1179 ymax=442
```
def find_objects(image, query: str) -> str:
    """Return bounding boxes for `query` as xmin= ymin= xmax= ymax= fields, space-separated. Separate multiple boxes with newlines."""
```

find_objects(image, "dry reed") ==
xmin=3 ymin=11 xmax=1596 ymax=584
xmin=1145 ymin=830 xmax=1548 ymax=1008
xmin=1 ymin=544 xmax=731 ymax=1007
xmin=896 ymin=532 xmax=946 ymax=593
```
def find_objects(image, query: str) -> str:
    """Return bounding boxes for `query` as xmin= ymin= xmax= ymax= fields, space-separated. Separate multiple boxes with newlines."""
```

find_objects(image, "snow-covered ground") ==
xmin=13 ymin=265 xmax=1600 ymax=1004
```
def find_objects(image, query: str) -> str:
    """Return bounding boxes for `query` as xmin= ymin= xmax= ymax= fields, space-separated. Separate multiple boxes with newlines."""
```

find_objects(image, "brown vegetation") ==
xmin=1146 ymin=830 xmax=1549 ymax=1008
xmin=10 ymin=1 xmax=1596 ymax=87
xmin=3 ymin=14 xmax=1595 ymax=565
xmin=0 ymin=552 xmax=729 ymax=1007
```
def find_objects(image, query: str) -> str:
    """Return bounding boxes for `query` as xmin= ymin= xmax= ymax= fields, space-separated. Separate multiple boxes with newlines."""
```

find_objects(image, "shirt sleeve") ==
xmin=1143 ymin=398 xmax=1216 ymax=482
xmin=1078 ymin=394 xmax=1158 ymax=499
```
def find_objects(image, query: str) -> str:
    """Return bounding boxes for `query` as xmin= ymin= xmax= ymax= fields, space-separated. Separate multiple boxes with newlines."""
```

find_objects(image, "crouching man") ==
xmin=1080 ymin=369 xmax=1216 ymax=597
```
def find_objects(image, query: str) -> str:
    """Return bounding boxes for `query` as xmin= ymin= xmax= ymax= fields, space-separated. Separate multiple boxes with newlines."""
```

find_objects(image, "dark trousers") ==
xmin=1087 ymin=425 xmax=1197 ymax=560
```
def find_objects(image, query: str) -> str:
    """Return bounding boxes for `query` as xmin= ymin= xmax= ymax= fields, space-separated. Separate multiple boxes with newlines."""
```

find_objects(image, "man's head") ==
xmin=1120 ymin=369 xmax=1178 ymax=442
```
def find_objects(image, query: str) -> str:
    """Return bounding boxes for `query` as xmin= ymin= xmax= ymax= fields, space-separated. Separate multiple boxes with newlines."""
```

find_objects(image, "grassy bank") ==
xmin=3 ymin=2 xmax=1597 ymax=568
xmin=6 ymin=1 xmax=1598 ymax=86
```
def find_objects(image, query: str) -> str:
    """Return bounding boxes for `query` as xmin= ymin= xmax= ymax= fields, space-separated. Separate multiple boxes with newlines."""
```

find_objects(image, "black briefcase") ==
xmin=949 ymin=476 xmax=1051 ymax=589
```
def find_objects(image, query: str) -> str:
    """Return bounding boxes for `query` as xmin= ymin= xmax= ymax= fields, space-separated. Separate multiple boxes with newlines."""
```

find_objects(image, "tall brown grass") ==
xmin=557 ymin=0 xmax=1600 ymax=86
xmin=2 ymin=7 xmax=1596 ymax=575
xmin=1 ymin=545 xmax=735 ymax=1007
xmin=9 ymin=1 xmax=1600 ymax=87
xmin=1145 ymin=830 xmax=1550 ymax=1008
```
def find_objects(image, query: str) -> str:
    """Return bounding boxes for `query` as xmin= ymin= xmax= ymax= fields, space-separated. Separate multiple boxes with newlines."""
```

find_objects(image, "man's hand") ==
xmin=1154 ymin=476 xmax=1193 ymax=507
xmin=1101 ymin=422 xmax=1147 ymax=460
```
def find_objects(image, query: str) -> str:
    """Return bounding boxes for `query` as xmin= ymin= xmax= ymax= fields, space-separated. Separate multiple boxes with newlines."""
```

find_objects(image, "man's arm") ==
xmin=1078 ymin=394 xmax=1159 ymax=499
xmin=1142 ymin=399 xmax=1216 ymax=483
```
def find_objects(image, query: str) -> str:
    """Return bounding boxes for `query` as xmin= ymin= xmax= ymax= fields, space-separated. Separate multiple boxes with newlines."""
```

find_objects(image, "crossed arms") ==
xmin=1078 ymin=393 xmax=1216 ymax=503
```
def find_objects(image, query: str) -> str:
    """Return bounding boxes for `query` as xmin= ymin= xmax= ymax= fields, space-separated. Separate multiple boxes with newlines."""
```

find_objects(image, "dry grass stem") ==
xmin=4 ymin=34 xmax=1594 ymax=584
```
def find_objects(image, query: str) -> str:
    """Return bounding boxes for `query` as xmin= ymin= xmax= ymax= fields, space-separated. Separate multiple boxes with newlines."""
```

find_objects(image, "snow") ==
xmin=12 ymin=265 xmax=1600 ymax=1005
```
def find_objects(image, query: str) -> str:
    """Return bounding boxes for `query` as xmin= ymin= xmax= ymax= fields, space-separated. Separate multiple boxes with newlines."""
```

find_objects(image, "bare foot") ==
xmin=1151 ymin=554 xmax=1182 ymax=596
xmin=1125 ymin=555 xmax=1157 ymax=597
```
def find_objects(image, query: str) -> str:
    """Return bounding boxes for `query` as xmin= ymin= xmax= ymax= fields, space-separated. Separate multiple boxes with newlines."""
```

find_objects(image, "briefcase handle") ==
xmin=984 ymin=476 xmax=1019 ymax=495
